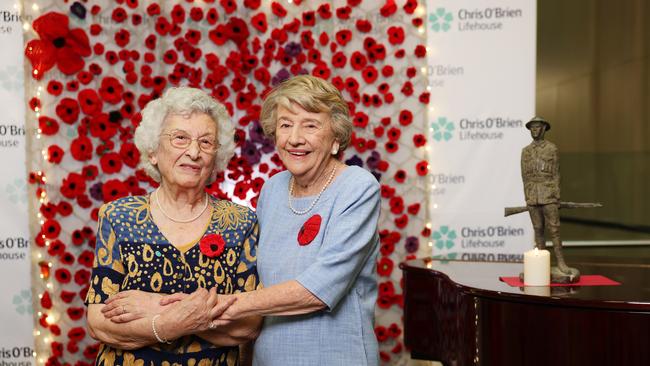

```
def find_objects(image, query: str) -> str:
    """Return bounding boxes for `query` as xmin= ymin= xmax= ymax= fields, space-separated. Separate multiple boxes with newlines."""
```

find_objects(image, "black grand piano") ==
xmin=400 ymin=258 xmax=650 ymax=366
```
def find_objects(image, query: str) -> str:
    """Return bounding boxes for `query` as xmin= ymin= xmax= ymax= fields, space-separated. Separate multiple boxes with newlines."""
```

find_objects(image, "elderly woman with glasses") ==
xmin=85 ymin=87 xmax=261 ymax=366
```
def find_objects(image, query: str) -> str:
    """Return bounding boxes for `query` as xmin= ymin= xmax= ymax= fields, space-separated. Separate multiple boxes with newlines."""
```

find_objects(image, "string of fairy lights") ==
xmin=33 ymin=77 xmax=53 ymax=363
xmin=415 ymin=4 xmax=435 ymax=253
xmin=22 ymin=4 xmax=63 ymax=361
xmin=32 ymin=60 xmax=54 ymax=362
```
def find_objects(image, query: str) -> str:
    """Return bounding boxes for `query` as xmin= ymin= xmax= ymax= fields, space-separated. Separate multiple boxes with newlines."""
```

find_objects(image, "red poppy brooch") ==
xmin=298 ymin=215 xmax=322 ymax=246
xmin=199 ymin=233 xmax=226 ymax=257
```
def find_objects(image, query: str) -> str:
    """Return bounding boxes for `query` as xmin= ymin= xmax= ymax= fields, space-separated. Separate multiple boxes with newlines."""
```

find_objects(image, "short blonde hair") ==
xmin=134 ymin=87 xmax=235 ymax=183
xmin=260 ymin=75 xmax=352 ymax=153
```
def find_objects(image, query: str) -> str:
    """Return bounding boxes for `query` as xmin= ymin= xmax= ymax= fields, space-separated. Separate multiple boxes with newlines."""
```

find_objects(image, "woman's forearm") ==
xmin=225 ymin=280 xmax=326 ymax=320
xmin=90 ymin=287 xmax=234 ymax=350
xmin=87 ymin=305 xmax=159 ymax=350
xmin=196 ymin=315 xmax=263 ymax=346
xmin=89 ymin=310 xmax=259 ymax=350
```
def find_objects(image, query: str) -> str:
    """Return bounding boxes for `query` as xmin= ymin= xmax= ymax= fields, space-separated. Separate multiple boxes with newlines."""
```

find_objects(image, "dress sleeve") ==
xmin=295 ymin=176 xmax=380 ymax=311
xmin=85 ymin=203 xmax=125 ymax=305
xmin=255 ymin=182 xmax=266 ymax=214
xmin=233 ymin=217 xmax=261 ymax=293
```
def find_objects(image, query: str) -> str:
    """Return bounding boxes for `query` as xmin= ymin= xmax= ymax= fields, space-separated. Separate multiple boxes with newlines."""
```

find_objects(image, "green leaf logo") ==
xmin=432 ymin=225 xmax=457 ymax=250
xmin=431 ymin=117 xmax=455 ymax=141
xmin=13 ymin=288 xmax=32 ymax=316
xmin=432 ymin=252 xmax=458 ymax=264
xmin=5 ymin=178 xmax=27 ymax=205
xmin=429 ymin=8 xmax=453 ymax=32
xmin=0 ymin=65 xmax=24 ymax=92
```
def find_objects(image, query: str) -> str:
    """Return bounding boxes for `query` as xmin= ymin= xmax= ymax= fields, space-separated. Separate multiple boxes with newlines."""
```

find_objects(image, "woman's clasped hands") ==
xmin=102 ymin=288 xmax=237 ymax=338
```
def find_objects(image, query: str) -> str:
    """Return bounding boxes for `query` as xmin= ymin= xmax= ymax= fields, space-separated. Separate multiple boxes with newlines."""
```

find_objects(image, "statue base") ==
xmin=518 ymin=266 xmax=581 ymax=285
xmin=551 ymin=266 xmax=580 ymax=284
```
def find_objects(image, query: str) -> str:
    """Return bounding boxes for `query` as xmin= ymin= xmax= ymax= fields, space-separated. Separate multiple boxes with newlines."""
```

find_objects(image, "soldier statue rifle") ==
xmin=505 ymin=202 xmax=602 ymax=217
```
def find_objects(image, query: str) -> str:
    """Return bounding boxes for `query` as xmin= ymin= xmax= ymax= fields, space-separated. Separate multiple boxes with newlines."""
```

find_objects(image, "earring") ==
xmin=331 ymin=142 xmax=339 ymax=155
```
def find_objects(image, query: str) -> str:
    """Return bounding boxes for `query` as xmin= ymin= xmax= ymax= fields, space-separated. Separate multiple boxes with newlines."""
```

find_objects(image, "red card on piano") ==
xmin=499 ymin=275 xmax=621 ymax=287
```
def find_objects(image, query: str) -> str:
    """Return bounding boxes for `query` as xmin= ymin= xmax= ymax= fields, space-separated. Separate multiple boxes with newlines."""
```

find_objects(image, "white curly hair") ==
xmin=134 ymin=87 xmax=235 ymax=183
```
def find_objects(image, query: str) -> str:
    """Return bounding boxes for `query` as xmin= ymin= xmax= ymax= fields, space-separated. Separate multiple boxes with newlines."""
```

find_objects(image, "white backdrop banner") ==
xmin=0 ymin=2 xmax=35 ymax=365
xmin=425 ymin=0 xmax=536 ymax=261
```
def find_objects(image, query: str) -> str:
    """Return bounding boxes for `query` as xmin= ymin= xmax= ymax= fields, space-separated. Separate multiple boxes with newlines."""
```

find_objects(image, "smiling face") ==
xmin=275 ymin=103 xmax=339 ymax=186
xmin=149 ymin=112 xmax=218 ymax=190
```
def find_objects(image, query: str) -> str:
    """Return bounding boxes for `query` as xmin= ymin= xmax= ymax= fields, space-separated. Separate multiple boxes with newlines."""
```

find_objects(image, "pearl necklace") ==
xmin=289 ymin=165 xmax=337 ymax=215
xmin=154 ymin=188 xmax=209 ymax=223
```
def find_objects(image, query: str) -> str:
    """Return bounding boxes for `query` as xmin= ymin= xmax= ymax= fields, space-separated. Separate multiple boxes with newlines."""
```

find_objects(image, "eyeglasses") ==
xmin=161 ymin=131 xmax=219 ymax=153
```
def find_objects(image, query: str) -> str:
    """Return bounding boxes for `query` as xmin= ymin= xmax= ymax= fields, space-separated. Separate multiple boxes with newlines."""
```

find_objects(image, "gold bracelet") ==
xmin=151 ymin=314 xmax=172 ymax=344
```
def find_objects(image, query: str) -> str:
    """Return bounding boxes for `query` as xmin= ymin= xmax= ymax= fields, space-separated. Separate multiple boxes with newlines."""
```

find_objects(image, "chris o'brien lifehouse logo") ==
xmin=429 ymin=6 xmax=523 ymax=32
xmin=430 ymin=117 xmax=455 ymax=142
xmin=0 ymin=123 xmax=25 ymax=152
xmin=431 ymin=225 xmax=525 ymax=262
xmin=431 ymin=117 xmax=523 ymax=142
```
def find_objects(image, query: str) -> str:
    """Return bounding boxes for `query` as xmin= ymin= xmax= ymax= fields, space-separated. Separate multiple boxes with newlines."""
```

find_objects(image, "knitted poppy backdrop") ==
xmin=23 ymin=1 xmax=431 ymax=364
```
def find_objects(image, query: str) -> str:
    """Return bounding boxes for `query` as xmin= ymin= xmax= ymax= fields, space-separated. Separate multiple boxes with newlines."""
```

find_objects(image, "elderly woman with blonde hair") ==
xmin=85 ymin=87 xmax=261 ymax=366
xmin=206 ymin=75 xmax=381 ymax=365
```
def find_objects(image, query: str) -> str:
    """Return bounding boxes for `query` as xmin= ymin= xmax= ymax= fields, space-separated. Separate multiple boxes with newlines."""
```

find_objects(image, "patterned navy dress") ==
xmin=85 ymin=195 xmax=259 ymax=366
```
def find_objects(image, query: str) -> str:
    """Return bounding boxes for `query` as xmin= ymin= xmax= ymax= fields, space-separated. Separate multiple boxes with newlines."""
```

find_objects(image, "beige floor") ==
xmin=410 ymin=361 xmax=442 ymax=366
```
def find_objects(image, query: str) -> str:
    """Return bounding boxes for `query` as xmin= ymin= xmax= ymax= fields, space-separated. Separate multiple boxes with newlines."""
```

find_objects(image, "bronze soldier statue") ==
xmin=520 ymin=117 xmax=579 ymax=282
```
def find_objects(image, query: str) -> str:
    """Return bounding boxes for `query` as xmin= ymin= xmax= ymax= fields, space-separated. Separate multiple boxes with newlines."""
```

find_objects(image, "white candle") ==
xmin=524 ymin=285 xmax=551 ymax=296
xmin=523 ymin=247 xmax=550 ymax=286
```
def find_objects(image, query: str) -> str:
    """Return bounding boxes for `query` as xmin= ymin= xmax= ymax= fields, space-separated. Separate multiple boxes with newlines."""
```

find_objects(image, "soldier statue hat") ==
xmin=525 ymin=116 xmax=551 ymax=131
